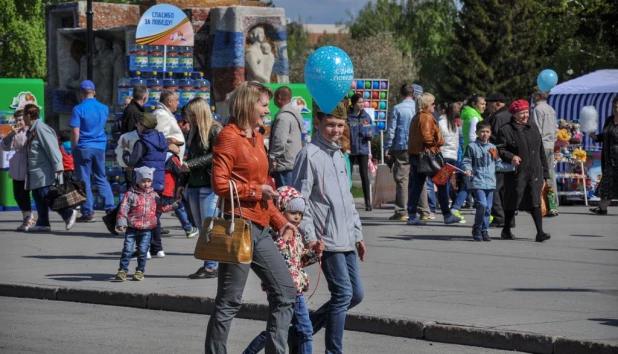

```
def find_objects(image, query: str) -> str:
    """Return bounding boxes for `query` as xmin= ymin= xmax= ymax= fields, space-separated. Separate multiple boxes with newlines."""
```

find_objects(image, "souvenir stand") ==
xmin=548 ymin=70 xmax=618 ymax=204
xmin=94 ymin=4 xmax=211 ymax=209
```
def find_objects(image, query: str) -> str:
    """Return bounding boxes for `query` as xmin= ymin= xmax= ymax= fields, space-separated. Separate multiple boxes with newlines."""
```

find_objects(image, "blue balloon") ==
xmin=378 ymin=122 xmax=385 ymax=130
xmin=537 ymin=69 xmax=558 ymax=92
xmin=304 ymin=46 xmax=354 ymax=114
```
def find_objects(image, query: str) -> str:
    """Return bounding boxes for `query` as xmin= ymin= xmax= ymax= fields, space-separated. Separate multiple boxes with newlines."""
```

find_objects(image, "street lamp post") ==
xmin=86 ymin=0 xmax=93 ymax=80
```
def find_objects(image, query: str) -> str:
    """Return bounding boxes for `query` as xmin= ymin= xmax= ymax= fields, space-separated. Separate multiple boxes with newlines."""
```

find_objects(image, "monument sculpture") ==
xmin=112 ymin=41 xmax=126 ymax=106
xmin=245 ymin=26 xmax=275 ymax=83
xmin=93 ymin=37 xmax=115 ymax=105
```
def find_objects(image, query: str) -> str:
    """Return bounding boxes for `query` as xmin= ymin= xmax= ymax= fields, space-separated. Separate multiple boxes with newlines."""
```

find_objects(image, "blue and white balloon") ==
xmin=304 ymin=46 xmax=354 ymax=114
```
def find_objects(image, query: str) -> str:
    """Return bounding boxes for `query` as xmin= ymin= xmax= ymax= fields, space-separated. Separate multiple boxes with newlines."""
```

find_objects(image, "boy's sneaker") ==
xmin=114 ymin=270 xmax=127 ymax=281
xmin=132 ymin=271 xmax=145 ymax=281
xmin=65 ymin=209 xmax=78 ymax=230
xmin=28 ymin=225 xmax=52 ymax=232
xmin=153 ymin=251 xmax=165 ymax=258
xmin=407 ymin=216 xmax=426 ymax=226
xmin=76 ymin=214 xmax=96 ymax=223
xmin=482 ymin=231 xmax=491 ymax=242
xmin=472 ymin=228 xmax=482 ymax=241
xmin=102 ymin=214 xmax=119 ymax=235
xmin=444 ymin=214 xmax=462 ymax=224
xmin=185 ymin=227 xmax=199 ymax=238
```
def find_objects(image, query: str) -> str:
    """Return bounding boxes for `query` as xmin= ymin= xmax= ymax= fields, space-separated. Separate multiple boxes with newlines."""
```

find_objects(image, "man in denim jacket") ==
xmin=385 ymin=84 xmax=431 ymax=220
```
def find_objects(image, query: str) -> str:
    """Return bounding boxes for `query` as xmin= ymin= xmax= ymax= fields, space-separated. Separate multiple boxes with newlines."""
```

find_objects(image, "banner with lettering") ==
xmin=136 ymin=4 xmax=194 ymax=46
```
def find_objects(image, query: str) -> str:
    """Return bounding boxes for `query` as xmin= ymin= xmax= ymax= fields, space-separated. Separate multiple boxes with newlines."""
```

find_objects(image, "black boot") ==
xmin=535 ymin=232 xmax=551 ymax=242
xmin=189 ymin=267 xmax=218 ymax=279
xmin=365 ymin=202 xmax=372 ymax=211
xmin=501 ymin=229 xmax=516 ymax=239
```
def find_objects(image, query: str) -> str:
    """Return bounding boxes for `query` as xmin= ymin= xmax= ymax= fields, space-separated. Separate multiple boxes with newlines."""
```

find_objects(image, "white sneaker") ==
xmin=147 ymin=251 xmax=152 ymax=260
xmin=28 ymin=225 xmax=52 ymax=232
xmin=65 ymin=209 xmax=78 ymax=230
xmin=154 ymin=251 xmax=165 ymax=258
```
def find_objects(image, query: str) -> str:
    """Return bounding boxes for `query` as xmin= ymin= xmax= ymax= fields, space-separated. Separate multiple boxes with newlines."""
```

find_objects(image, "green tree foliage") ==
xmin=538 ymin=0 xmax=618 ymax=82
xmin=345 ymin=0 xmax=456 ymax=99
xmin=442 ymin=0 xmax=543 ymax=101
xmin=0 ymin=0 xmax=46 ymax=78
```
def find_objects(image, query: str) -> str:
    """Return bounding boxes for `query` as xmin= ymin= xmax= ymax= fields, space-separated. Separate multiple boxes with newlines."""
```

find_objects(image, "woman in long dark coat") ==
xmin=589 ymin=96 xmax=618 ymax=214
xmin=497 ymin=100 xmax=551 ymax=242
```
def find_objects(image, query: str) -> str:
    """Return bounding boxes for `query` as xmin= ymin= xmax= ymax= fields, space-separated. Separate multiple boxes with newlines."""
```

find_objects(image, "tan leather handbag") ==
xmin=194 ymin=180 xmax=253 ymax=264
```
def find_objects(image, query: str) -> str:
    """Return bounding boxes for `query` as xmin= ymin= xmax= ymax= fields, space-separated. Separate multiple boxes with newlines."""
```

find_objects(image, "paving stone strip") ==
xmin=2 ymin=283 xmax=616 ymax=354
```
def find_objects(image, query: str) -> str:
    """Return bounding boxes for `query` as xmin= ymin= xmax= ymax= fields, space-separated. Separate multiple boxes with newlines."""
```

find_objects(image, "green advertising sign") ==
xmin=264 ymin=83 xmax=313 ymax=143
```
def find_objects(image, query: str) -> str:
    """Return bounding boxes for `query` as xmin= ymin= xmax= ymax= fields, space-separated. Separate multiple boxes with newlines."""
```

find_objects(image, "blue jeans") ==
xmin=452 ymin=181 xmax=469 ymax=210
xmin=272 ymin=170 xmax=293 ymax=189
xmin=32 ymin=186 xmax=74 ymax=227
xmin=186 ymin=186 xmax=219 ymax=269
xmin=407 ymin=155 xmax=451 ymax=218
xmin=443 ymin=158 xmax=458 ymax=203
xmin=162 ymin=196 xmax=193 ymax=231
xmin=73 ymin=147 xmax=114 ymax=215
xmin=472 ymin=189 xmax=494 ymax=233
xmin=310 ymin=251 xmax=364 ymax=354
xmin=426 ymin=178 xmax=437 ymax=213
xmin=243 ymin=294 xmax=313 ymax=354
xmin=119 ymin=228 xmax=152 ymax=272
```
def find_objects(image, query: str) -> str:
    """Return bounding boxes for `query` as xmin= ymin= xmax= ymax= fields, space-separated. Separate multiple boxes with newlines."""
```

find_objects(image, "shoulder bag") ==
xmin=194 ymin=180 xmax=253 ymax=264
xmin=418 ymin=150 xmax=444 ymax=177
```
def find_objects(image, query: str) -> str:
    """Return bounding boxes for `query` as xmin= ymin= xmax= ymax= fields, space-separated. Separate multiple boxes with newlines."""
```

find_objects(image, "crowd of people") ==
xmin=2 ymin=77 xmax=617 ymax=353
xmin=383 ymin=84 xmax=617 ymax=242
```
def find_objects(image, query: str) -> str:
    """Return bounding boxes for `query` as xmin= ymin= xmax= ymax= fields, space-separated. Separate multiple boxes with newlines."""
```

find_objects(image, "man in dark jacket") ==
xmin=121 ymin=85 xmax=148 ymax=134
xmin=486 ymin=93 xmax=513 ymax=227
xmin=268 ymin=86 xmax=303 ymax=188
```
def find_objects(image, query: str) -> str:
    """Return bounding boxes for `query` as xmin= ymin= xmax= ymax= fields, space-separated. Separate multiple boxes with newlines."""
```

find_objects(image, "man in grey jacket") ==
xmin=292 ymin=101 xmax=365 ymax=353
xmin=532 ymin=90 xmax=559 ymax=210
xmin=269 ymin=86 xmax=303 ymax=188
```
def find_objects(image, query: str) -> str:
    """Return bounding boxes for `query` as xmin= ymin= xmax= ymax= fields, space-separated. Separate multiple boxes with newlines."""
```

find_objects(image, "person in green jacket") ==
xmin=451 ymin=94 xmax=486 ymax=220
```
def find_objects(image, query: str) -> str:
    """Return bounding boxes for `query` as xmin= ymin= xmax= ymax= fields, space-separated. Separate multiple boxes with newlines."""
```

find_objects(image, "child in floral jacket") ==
xmin=114 ymin=166 xmax=159 ymax=281
xmin=243 ymin=186 xmax=324 ymax=354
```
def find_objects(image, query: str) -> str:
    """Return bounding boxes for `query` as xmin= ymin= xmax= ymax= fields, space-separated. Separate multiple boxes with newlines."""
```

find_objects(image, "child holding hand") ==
xmin=243 ymin=186 xmax=324 ymax=354
xmin=115 ymin=166 xmax=159 ymax=281
xmin=462 ymin=121 xmax=514 ymax=241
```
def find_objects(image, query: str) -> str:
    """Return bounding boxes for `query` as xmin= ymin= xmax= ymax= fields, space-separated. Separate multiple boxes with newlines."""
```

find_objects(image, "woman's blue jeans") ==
xmin=310 ymin=251 xmax=364 ymax=354
xmin=186 ymin=186 xmax=219 ymax=269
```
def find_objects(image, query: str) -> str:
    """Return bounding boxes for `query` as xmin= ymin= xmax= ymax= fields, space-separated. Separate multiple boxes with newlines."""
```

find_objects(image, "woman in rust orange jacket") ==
xmin=406 ymin=92 xmax=463 ymax=226
xmin=205 ymin=81 xmax=297 ymax=354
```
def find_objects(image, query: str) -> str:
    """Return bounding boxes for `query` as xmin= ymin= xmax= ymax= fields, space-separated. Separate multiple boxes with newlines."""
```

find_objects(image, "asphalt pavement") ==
xmin=0 ymin=202 xmax=616 ymax=352
xmin=0 ymin=297 xmax=514 ymax=354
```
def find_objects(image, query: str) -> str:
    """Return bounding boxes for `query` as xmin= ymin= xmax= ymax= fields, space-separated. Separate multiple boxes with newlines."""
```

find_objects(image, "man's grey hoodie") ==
xmin=268 ymin=102 xmax=303 ymax=172
xmin=292 ymin=132 xmax=363 ymax=252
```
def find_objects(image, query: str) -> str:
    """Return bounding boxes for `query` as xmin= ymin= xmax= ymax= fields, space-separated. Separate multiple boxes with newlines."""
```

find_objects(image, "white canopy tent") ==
xmin=548 ymin=69 xmax=618 ymax=150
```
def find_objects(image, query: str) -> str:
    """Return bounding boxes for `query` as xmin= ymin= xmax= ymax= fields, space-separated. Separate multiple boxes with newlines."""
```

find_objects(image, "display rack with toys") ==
xmin=553 ymin=118 xmax=589 ymax=205
xmin=348 ymin=79 xmax=389 ymax=130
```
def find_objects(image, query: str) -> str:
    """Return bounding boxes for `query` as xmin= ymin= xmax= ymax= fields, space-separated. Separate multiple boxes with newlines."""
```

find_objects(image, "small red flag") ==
xmin=431 ymin=163 xmax=460 ymax=185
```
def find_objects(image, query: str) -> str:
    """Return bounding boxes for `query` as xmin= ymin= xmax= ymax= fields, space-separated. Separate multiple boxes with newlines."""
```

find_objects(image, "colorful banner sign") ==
xmin=136 ymin=4 xmax=194 ymax=46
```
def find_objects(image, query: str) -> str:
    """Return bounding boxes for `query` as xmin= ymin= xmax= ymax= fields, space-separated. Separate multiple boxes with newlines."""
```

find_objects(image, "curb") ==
xmin=2 ymin=283 xmax=617 ymax=354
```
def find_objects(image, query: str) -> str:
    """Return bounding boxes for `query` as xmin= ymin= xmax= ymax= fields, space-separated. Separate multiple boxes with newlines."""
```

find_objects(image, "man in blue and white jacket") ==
xmin=292 ymin=101 xmax=366 ymax=353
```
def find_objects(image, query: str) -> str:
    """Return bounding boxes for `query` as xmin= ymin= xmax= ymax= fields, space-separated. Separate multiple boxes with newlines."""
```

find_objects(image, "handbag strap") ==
xmin=207 ymin=180 xmax=243 ymax=235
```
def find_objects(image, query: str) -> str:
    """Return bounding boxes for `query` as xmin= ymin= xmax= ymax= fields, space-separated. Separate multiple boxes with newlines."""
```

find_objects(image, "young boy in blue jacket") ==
xmin=462 ymin=121 xmax=514 ymax=241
